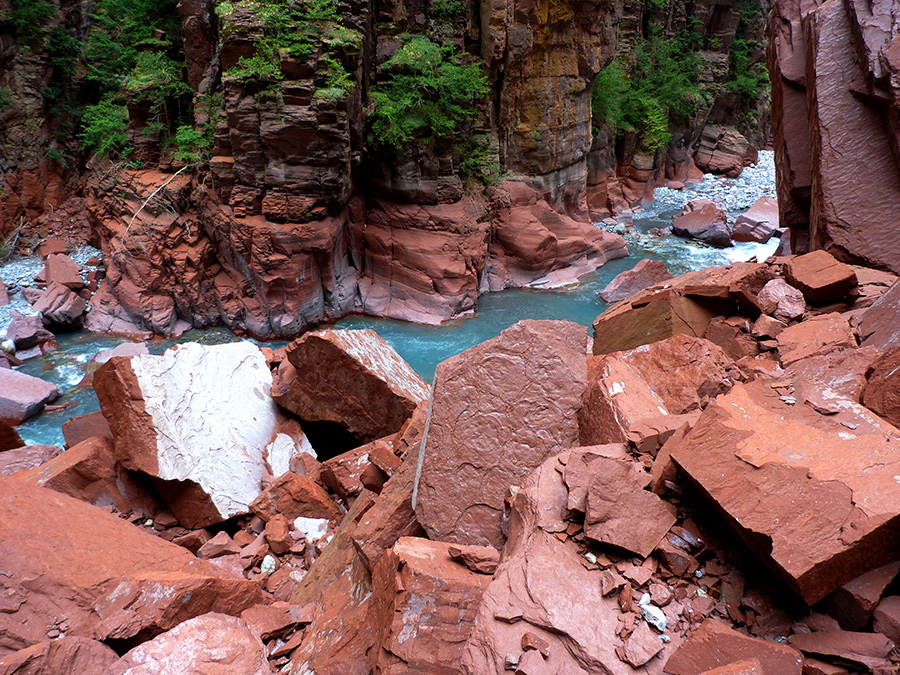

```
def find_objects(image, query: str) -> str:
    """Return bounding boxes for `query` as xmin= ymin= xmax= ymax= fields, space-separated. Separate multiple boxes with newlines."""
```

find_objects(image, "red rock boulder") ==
xmin=94 ymin=342 xmax=290 ymax=528
xmin=37 ymin=253 xmax=83 ymax=290
xmin=859 ymin=279 xmax=900 ymax=350
xmin=756 ymin=278 xmax=806 ymax=322
xmin=599 ymin=258 xmax=674 ymax=303
xmin=732 ymin=196 xmax=780 ymax=243
xmin=670 ymin=379 xmax=900 ymax=604
xmin=273 ymin=329 xmax=429 ymax=443
xmin=862 ymin=346 xmax=900 ymax=428
xmin=0 ymin=368 xmax=59 ymax=424
xmin=0 ymin=444 xmax=62 ymax=476
xmin=100 ymin=613 xmax=272 ymax=675
xmin=0 ymin=476 xmax=261 ymax=656
xmin=367 ymin=537 xmax=492 ymax=674
xmin=415 ymin=320 xmax=588 ymax=549
xmin=0 ymin=637 xmax=119 ymax=674
xmin=783 ymin=250 xmax=857 ymax=304
xmin=672 ymin=200 xmax=733 ymax=248
xmin=693 ymin=126 xmax=753 ymax=178
xmin=664 ymin=619 xmax=802 ymax=674
xmin=31 ymin=281 xmax=86 ymax=327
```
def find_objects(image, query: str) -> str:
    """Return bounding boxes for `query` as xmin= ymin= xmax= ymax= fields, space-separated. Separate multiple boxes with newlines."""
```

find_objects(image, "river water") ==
xmin=3 ymin=152 xmax=778 ymax=447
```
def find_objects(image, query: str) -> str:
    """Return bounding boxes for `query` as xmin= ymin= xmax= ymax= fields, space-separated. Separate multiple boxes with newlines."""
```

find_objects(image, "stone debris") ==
xmin=5 ymin=253 xmax=900 ymax=675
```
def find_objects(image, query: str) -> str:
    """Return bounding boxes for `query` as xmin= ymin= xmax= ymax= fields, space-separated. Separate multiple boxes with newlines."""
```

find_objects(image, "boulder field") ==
xmin=4 ymin=251 xmax=900 ymax=673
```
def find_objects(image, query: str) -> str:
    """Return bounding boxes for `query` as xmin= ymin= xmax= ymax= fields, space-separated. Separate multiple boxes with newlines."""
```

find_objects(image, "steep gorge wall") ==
xmin=2 ymin=0 xmax=770 ymax=337
xmin=768 ymin=0 xmax=900 ymax=273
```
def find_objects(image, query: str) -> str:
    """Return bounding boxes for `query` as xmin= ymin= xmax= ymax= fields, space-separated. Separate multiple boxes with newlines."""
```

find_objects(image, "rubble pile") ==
xmin=2 ymin=249 xmax=900 ymax=674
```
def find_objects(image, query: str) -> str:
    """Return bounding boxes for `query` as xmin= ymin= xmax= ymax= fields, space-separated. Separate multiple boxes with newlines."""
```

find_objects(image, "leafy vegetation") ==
xmin=368 ymin=36 xmax=488 ymax=148
xmin=10 ymin=0 xmax=56 ymax=43
xmin=79 ymin=95 xmax=129 ymax=158
xmin=726 ymin=1 xmax=769 ymax=104
xmin=592 ymin=27 xmax=701 ymax=152
xmin=222 ymin=0 xmax=359 ymax=101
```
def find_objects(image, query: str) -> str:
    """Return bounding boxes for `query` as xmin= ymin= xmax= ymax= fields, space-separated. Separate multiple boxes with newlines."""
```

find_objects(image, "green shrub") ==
xmin=430 ymin=0 xmax=464 ymax=18
xmin=592 ymin=28 xmax=701 ymax=152
xmin=79 ymin=95 xmax=129 ymax=157
xmin=726 ymin=2 xmax=769 ymax=103
xmin=0 ymin=88 xmax=13 ymax=108
xmin=368 ymin=36 xmax=488 ymax=147
xmin=11 ymin=0 xmax=57 ymax=42
xmin=173 ymin=125 xmax=210 ymax=164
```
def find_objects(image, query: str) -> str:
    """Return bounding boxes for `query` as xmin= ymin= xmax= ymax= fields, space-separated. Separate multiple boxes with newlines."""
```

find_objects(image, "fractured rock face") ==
xmin=94 ymin=341 xmax=283 ymax=528
xmin=462 ymin=450 xmax=683 ymax=674
xmin=415 ymin=320 xmax=588 ymax=549
xmin=670 ymin=379 xmax=900 ymax=604
xmin=862 ymin=346 xmax=900 ymax=428
xmin=0 ymin=476 xmax=261 ymax=656
xmin=101 ymin=613 xmax=272 ymax=675
xmin=368 ymin=537 xmax=492 ymax=674
xmin=274 ymin=329 xmax=429 ymax=443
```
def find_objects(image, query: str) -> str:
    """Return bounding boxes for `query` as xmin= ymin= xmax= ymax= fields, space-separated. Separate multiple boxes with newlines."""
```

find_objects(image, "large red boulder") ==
xmin=783 ymin=250 xmax=858 ymax=304
xmin=415 ymin=320 xmax=588 ymax=549
xmin=664 ymin=619 xmax=802 ymax=674
xmin=616 ymin=334 xmax=734 ymax=414
xmin=859 ymin=280 xmax=900 ymax=350
xmin=94 ymin=342 xmax=293 ymax=528
xmin=101 ymin=613 xmax=272 ymax=675
xmin=0 ymin=368 xmax=59 ymax=424
xmin=775 ymin=312 xmax=855 ymax=367
xmin=14 ymin=436 xmax=158 ymax=513
xmin=367 ymin=537 xmax=492 ymax=674
xmin=31 ymin=281 xmax=86 ymax=327
xmin=0 ymin=476 xmax=261 ymax=656
xmin=599 ymin=258 xmax=674 ymax=303
xmin=273 ymin=329 xmax=429 ymax=443
xmin=671 ymin=200 xmax=733 ymax=248
xmin=693 ymin=126 xmax=753 ymax=178
xmin=0 ymin=637 xmax=119 ymax=674
xmin=732 ymin=196 xmax=780 ymax=243
xmin=37 ymin=253 xmax=83 ymax=290
xmin=669 ymin=379 xmax=900 ymax=604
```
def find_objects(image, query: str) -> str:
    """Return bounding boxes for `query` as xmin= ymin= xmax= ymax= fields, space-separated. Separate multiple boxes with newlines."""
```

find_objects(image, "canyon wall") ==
xmin=1 ymin=0 xmax=770 ymax=336
xmin=769 ymin=0 xmax=900 ymax=273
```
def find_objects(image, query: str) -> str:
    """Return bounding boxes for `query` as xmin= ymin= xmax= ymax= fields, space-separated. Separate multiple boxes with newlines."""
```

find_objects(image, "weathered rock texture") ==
xmin=670 ymin=378 xmax=900 ymax=604
xmin=415 ymin=320 xmax=588 ymax=549
xmin=274 ymin=328 xmax=429 ymax=442
xmin=768 ymin=0 xmax=900 ymax=273
xmin=94 ymin=341 xmax=285 ymax=527
xmin=0 ymin=476 xmax=261 ymax=656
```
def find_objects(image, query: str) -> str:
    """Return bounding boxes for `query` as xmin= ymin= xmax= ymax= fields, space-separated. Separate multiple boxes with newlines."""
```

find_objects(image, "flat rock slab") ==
xmin=415 ymin=320 xmax=588 ymax=549
xmin=368 ymin=537 xmax=492 ymax=674
xmin=0 ymin=368 xmax=59 ymax=424
xmin=581 ymin=456 xmax=676 ymax=558
xmin=599 ymin=258 xmax=674 ymax=304
xmin=775 ymin=313 xmax=855 ymax=367
xmin=784 ymin=250 xmax=857 ymax=304
xmin=664 ymin=619 xmax=802 ymax=674
xmin=94 ymin=341 xmax=281 ymax=528
xmin=101 ymin=613 xmax=272 ymax=675
xmin=276 ymin=328 xmax=429 ymax=442
xmin=0 ymin=476 xmax=261 ymax=655
xmin=670 ymin=379 xmax=900 ymax=604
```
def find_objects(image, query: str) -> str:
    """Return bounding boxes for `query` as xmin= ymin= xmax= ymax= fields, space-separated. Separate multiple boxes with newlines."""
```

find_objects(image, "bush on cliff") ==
xmin=9 ymin=0 xmax=57 ymax=43
xmin=368 ymin=36 xmax=488 ymax=148
xmin=79 ymin=95 xmax=129 ymax=158
xmin=591 ymin=27 xmax=701 ymax=152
